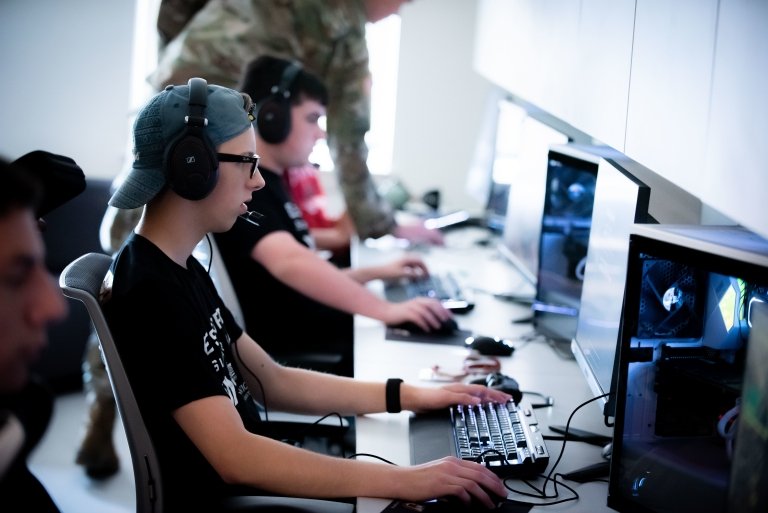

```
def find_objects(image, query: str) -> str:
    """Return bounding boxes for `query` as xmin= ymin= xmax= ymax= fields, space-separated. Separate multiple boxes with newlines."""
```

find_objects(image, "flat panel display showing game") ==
xmin=609 ymin=224 xmax=768 ymax=513
xmin=532 ymin=145 xmax=601 ymax=346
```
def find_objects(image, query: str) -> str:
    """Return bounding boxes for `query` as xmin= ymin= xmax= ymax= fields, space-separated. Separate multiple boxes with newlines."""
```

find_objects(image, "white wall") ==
xmin=0 ymin=0 xmax=490 ymax=216
xmin=0 ymin=0 xmax=135 ymax=178
xmin=391 ymin=0 xmax=493 ymax=215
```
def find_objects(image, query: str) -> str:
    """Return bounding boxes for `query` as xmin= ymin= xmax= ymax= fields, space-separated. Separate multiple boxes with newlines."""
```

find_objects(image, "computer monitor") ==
xmin=609 ymin=224 xmax=768 ymax=513
xmin=481 ymin=97 xmax=569 ymax=237
xmin=570 ymin=158 xmax=651 ymax=420
xmin=497 ymin=108 xmax=569 ymax=290
xmin=532 ymin=145 xmax=602 ymax=348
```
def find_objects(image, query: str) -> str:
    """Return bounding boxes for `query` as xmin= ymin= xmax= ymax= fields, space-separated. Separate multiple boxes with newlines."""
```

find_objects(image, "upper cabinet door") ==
xmin=474 ymin=0 xmax=581 ymax=123
xmin=703 ymin=0 xmax=768 ymax=239
xmin=474 ymin=0 xmax=634 ymax=150
xmin=624 ymin=0 xmax=718 ymax=207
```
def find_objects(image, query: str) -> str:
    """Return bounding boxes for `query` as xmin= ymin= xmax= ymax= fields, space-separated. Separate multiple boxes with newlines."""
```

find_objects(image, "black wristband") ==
xmin=386 ymin=378 xmax=404 ymax=413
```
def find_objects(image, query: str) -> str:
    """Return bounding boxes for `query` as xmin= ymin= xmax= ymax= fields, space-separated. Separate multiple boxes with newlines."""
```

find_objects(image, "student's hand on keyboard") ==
xmin=401 ymin=381 xmax=513 ymax=414
xmin=393 ymin=220 xmax=445 ymax=246
xmin=372 ymin=253 xmax=430 ymax=281
xmin=383 ymin=297 xmax=454 ymax=333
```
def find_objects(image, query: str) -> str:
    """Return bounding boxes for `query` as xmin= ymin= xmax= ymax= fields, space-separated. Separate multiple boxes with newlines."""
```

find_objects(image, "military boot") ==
xmin=75 ymin=331 xmax=119 ymax=479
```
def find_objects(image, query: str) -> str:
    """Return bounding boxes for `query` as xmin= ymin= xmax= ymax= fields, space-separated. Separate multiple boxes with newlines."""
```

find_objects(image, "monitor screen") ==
xmin=498 ymin=109 xmax=569 ymax=289
xmin=609 ymin=224 xmax=768 ymax=513
xmin=570 ymin=158 xmax=651 ymax=418
xmin=482 ymin=98 xmax=569 ymax=237
xmin=532 ymin=145 xmax=601 ymax=345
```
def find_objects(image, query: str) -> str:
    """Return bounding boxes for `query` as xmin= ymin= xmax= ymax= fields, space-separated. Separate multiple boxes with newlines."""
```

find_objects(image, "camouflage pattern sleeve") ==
xmin=156 ymin=0 xmax=211 ymax=48
xmin=101 ymin=206 xmax=142 ymax=254
xmin=150 ymin=0 xmax=397 ymax=239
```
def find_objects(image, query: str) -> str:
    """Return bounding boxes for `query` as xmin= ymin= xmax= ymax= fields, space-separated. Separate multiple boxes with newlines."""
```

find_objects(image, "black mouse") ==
xmin=465 ymin=335 xmax=514 ymax=356
xmin=471 ymin=372 xmax=523 ymax=404
xmin=390 ymin=317 xmax=458 ymax=336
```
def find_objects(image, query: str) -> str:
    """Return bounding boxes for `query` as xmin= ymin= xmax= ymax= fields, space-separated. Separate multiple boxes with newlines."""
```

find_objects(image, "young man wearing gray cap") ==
xmin=102 ymin=79 xmax=509 ymax=510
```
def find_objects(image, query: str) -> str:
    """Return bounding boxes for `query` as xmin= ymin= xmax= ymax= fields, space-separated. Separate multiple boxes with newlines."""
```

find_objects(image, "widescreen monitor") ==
xmin=570 ymin=158 xmax=651 ymax=419
xmin=482 ymin=97 xmax=568 ymax=237
xmin=532 ymin=145 xmax=602 ymax=347
xmin=497 ymin=108 xmax=569 ymax=290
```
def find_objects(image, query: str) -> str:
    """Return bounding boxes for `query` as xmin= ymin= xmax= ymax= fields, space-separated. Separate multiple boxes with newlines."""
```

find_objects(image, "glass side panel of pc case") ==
xmin=609 ymin=224 xmax=768 ymax=513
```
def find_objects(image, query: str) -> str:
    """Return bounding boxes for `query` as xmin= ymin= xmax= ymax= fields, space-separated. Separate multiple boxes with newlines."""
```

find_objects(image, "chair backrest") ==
xmin=59 ymin=252 xmax=163 ymax=513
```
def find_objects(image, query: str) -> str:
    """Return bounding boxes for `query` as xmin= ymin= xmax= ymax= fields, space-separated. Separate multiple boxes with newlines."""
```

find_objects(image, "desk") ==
xmin=352 ymin=227 xmax=615 ymax=512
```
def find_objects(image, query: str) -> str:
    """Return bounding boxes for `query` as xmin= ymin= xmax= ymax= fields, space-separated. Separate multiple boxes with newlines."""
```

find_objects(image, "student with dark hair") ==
xmin=216 ymin=55 xmax=452 ymax=377
xmin=0 ymin=151 xmax=86 ymax=513
xmin=102 ymin=79 xmax=509 ymax=510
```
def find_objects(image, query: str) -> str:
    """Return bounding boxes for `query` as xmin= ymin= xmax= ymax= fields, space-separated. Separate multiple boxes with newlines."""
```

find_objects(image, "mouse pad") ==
xmin=384 ymin=498 xmax=533 ymax=512
xmin=385 ymin=327 xmax=472 ymax=346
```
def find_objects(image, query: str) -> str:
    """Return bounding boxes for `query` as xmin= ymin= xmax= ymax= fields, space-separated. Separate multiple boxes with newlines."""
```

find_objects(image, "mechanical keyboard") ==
xmin=384 ymin=271 xmax=475 ymax=313
xmin=450 ymin=400 xmax=549 ymax=477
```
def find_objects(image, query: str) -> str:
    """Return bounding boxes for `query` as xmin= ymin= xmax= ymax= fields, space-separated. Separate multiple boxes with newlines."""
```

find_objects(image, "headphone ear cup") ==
xmin=165 ymin=128 xmax=219 ymax=201
xmin=256 ymin=95 xmax=291 ymax=144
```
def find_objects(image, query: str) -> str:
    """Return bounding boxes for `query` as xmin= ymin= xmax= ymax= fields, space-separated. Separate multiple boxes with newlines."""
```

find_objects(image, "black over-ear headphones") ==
xmin=164 ymin=77 xmax=219 ymax=201
xmin=255 ymin=61 xmax=303 ymax=144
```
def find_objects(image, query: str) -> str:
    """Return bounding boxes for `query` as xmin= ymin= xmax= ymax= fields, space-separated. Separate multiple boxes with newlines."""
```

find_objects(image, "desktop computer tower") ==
xmin=608 ymin=224 xmax=768 ymax=513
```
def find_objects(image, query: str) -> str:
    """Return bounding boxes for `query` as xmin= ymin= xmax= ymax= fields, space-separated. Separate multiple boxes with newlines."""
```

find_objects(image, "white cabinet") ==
xmin=474 ymin=0 xmax=634 ymax=155
xmin=566 ymin=0 xmax=634 ymax=150
xmin=474 ymin=0 xmax=582 ymax=125
xmin=624 ymin=0 xmax=718 ymax=208
xmin=703 ymin=0 xmax=768 ymax=238
xmin=474 ymin=0 xmax=768 ymax=240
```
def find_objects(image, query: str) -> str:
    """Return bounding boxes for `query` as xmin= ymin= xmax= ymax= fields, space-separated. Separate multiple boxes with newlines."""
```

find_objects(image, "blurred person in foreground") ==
xmin=0 ymin=151 xmax=86 ymax=513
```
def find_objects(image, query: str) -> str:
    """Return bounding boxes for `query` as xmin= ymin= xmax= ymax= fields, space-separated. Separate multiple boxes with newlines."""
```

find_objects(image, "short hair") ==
xmin=239 ymin=55 xmax=329 ymax=107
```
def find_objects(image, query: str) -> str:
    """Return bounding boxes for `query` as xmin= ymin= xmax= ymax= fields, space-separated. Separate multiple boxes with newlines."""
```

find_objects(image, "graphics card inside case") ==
xmin=609 ymin=224 xmax=768 ymax=513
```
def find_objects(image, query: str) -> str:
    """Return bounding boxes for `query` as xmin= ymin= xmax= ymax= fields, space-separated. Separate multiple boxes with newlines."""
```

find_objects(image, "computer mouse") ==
xmin=390 ymin=317 xmax=458 ymax=336
xmin=465 ymin=335 xmax=514 ymax=356
xmin=471 ymin=372 xmax=523 ymax=404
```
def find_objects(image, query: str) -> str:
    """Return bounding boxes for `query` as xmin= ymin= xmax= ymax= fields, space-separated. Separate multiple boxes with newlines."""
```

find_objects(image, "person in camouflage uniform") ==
xmin=149 ymin=0 xmax=442 ymax=243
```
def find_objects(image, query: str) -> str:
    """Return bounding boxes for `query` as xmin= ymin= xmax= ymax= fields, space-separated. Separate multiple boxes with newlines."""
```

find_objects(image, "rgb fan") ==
xmin=637 ymin=259 xmax=704 ymax=338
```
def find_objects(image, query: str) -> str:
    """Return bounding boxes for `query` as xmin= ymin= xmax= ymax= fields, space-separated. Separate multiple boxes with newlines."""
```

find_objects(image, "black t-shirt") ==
xmin=0 ymin=378 xmax=60 ymax=513
xmin=213 ymin=167 xmax=353 ymax=368
xmin=104 ymin=233 xmax=264 ymax=509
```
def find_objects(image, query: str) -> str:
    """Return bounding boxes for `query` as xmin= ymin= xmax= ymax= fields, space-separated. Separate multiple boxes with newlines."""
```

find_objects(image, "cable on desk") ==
xmin=501 ymin=392 xmax=610 ymax=507
xmin=521 ymin=390 xmax=555 ymax=409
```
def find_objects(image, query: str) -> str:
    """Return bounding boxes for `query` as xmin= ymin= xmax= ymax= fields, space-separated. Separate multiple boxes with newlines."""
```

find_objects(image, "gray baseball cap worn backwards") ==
xmin=109 ymin=82 xmax=252 ymax=209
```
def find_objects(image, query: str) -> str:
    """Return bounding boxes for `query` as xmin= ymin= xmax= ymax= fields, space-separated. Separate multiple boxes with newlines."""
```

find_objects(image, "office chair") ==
xmin=59 ymin=252 xmax=353 ymax=513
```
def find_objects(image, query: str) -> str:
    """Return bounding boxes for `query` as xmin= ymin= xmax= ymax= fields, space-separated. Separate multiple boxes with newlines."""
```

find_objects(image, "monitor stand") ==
xmin=548 ymin=425 xmax=612 ymax=482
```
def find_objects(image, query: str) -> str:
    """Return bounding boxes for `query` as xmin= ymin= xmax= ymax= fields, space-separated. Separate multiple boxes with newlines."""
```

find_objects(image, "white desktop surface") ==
xmin=352 ymin=228 xmax=615 ymax=512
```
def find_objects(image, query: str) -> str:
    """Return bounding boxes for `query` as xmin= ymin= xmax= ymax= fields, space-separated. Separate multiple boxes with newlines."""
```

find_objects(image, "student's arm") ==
xmin=233 ymin=333 xmax=511 ymax=417
xmin=172 ymin=333 xmax=510 ymax=505
xmin=174 ymin=394 xmax=506 ymax=505
xmin=252 ymin=231 xmax=450 ymax=330
xmin=309 ymin=211 xmax=356 ymax=253
xmin=343 ymin=253 xmax=430 ymax=284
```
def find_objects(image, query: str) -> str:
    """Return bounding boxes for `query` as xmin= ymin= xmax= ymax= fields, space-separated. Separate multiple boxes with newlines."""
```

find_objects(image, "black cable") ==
xmin=203 ymin=233 xmax=213 ymax=274
xmin=232 ymin=340 xmax=350 ymax=453
xmin=501 ymin=392 xmax=610 ymax=506
xmin=347 ymin=453 xmax=397 ymax=466
xmin=521 ymin=390 xmax=555 ymax=409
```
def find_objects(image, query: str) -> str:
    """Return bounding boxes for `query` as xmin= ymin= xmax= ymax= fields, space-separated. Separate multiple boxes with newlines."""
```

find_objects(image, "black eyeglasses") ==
xmin=216 ymin=153 xmax=260 ymax=179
